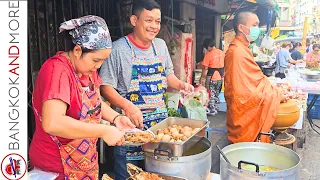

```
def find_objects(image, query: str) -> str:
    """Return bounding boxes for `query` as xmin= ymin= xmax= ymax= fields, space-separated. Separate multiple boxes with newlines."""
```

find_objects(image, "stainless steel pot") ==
xmin=220 ymin=142 xmax=300 ymax=180
xmin=145 ymin=137 xmax=211 ymax=180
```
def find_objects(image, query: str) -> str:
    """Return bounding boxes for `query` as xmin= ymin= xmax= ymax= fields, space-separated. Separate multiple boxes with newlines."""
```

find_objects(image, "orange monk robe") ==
xmin=224 ymin=36 xmax=282 ymax=143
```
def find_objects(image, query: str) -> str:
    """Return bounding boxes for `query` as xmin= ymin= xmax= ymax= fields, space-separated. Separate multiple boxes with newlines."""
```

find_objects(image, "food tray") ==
xmin=123 ymin=131 xmax=156 ymax=147
xmin=142 ymin=117 xmax=209 ymax=157
xmin=127 ymin=172 xmax=186 ymax=180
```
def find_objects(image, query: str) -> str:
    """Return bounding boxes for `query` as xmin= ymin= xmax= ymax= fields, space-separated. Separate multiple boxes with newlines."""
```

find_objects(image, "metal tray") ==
xmin=142 ymin=117 xmax=209 ymax=157
xmin=301 ymin=73 xmax=320 ymax=82
xmin=123 ymin=131 xmax=156 ymax=147
xmin=127 ymin=172 xmax=186 ymax=180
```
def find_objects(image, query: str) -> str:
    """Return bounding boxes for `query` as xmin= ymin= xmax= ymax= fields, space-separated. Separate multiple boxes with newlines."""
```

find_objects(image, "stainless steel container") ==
xmin=145 ymin=137 xmax=212 ymax=180
xmin=143 ymin=117 xmax=209 ymax=157
xmin=127 ymin=172 xmax=186 ymax=180
xmin=300 ymin=71 xmax=320 ymax=81
xmin=220 ymin=142 xmax=300 ymax=180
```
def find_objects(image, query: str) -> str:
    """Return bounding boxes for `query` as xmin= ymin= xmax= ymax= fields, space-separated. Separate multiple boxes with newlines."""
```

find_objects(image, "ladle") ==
xmin=216 ymin=145 xmax=231 ymax=164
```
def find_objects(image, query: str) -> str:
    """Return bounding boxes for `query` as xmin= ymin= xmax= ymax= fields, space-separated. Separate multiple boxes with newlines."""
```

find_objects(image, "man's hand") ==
xmin=179 ymin=82 xmax=195 ymax=94
xmin=114 ymin=115 xmax=136 ymax=131
xmin=123 ymin=102 xmax=144 ymax=129
xmin=199 ymin=78 xmax=206 ymax=87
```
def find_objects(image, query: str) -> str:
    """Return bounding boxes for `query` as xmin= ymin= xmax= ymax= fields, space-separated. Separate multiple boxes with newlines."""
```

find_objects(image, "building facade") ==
xmin=295 ymin=0 xmax=319 ymax=32
xmin=312 ymin=1 xmax=320 ymax=34
xmin=277 ymin=0 xmax=296 ymax=27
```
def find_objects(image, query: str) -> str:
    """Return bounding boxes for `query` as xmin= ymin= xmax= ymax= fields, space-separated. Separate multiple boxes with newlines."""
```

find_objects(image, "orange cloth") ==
xmin=224 ymin=36 xmax=282 ymax=143
xmin=201 ymin=48 xmax=225 ymax=80
xmin=306 ymin=51 xmax=320 ymax=62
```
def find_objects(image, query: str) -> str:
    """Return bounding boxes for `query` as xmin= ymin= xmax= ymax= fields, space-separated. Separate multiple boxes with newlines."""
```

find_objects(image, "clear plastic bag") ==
xmin=180 ymin=86 xmax=208 ymax=120
xmin=28 ymin=169 xmax=59 ymax=180
xmin=260 ymin=36 xmax=275 ymax=50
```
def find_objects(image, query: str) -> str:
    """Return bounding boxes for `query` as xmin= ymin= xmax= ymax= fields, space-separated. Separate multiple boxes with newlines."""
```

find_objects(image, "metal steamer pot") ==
xmin=145 ymin=137 xmax=212 ymax=180
xmin=220 ymin=141 xmax=300 ymax=180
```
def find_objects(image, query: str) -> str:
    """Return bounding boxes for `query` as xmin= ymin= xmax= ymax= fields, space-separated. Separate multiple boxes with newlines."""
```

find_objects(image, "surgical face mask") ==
xmin=240 ymin=24 xmax=260 ymax=42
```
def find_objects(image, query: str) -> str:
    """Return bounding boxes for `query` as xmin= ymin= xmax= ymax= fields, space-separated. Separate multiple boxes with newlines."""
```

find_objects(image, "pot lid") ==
xmin=278 ymin=99 xmax=300 ymax=114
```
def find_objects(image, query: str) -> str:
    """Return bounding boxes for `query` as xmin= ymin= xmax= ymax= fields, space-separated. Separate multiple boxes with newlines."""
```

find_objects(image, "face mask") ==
xmin=240 ymin=25 xmax=260 ymax=42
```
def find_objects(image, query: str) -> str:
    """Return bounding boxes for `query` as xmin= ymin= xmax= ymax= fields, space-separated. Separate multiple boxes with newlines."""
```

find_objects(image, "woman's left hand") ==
xmin=114 ymin=115 xmax=136 ymax=131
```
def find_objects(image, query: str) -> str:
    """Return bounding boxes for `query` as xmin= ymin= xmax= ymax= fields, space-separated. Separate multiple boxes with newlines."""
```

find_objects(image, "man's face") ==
xmin=131 ymin=8 xmax=161 ymax=42
xmin=238 ymin=14 xmax=260 ymax=36
xmin=314 ymin=47 xmax=319 ymax=54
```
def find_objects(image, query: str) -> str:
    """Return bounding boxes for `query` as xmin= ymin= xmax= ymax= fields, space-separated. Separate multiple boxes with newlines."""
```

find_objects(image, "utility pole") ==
xmin=301 ymin=17 xmax=308 ymax=54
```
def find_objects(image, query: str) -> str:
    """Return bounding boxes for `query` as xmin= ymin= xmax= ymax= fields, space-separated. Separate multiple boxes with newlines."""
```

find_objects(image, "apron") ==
xmin=33 ymin=57 xmax=101 ymax=180
xmin=123 ymin=36 xmax=168 ymax=161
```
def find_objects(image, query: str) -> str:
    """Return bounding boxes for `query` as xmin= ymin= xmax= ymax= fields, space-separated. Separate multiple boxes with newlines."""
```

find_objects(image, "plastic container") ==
xmin=307 ymin=94 xmax=320 ymax=119
xmin=309 ymin=106 xmax=320 ymax=119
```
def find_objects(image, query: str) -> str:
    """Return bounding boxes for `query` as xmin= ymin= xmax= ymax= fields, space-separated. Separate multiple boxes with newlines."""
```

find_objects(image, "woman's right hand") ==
xmin=102 ymin=126 xmax=125 ymax=146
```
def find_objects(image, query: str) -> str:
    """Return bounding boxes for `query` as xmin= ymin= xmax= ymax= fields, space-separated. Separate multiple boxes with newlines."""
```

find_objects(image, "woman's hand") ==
xmin=123 ymin=102 xmax=144 ymax=129
xmin=102 ymin=126 xmax=125 ymax=146
xmin=114 ymin=115 xmax=136 ymax=131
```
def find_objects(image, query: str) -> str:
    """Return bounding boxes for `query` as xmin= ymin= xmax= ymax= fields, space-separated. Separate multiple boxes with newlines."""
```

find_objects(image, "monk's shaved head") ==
xmin=233 ymin=11 xmax=259 ymax=34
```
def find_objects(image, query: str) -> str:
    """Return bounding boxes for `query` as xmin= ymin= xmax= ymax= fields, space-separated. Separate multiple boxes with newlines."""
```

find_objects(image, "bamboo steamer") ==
xmin=274 ymin=99 xmax=300 ymax=128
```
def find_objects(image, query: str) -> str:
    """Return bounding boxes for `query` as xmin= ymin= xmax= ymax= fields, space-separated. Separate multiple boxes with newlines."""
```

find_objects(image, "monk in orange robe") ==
xmin=224 ymin=11 xmax=286 ymax=143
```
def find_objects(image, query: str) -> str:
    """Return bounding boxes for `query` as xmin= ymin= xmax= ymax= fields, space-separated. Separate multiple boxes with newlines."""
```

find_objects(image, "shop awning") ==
xmin=222 ymin=0 xmax=279 ymax=32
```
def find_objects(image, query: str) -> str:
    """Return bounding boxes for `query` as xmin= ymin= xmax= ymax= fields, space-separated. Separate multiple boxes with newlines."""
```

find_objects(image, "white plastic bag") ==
xmin=260 ymin=36 xmax=275 ymax=50
xmin=28 ymin=169 xmax=59 ymax=180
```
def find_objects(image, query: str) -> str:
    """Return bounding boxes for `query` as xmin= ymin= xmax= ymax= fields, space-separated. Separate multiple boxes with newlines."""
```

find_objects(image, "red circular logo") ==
xmin=1 ymin=153 xmax=27 ymax=180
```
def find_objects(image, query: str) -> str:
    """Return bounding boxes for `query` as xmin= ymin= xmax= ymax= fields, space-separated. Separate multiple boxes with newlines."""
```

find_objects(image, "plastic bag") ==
xmin=180 ymin=86 xmax=208 ymax=120
xmin=28 ymin=169 xmax=59 ymax=180
xmin=260 ymin=36 xmax=275 ymax=50
xmin=181 ymin=98 xmax=207 ymax=121
xmin=180 ymin=85 xmax=209 ymax=107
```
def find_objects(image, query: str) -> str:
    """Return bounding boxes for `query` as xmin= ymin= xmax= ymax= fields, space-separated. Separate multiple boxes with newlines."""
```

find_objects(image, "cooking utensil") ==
xmin=274 ymin=99 xmax=300 ymax=128
xmin=123 ymin=131 xmax=156 ymax=147
xmin=216 ymin=145 xmax=230 ymax=164
xmin=220 ymin=142 xmax=300 ymax=180
xmin=261 ymin=66 xmax=275 ymax=77
xmin=300 ymin=71 xmax=320 ymax=82
xmin=143 ymin=117 xmax=209 ymax=157
xmin=145 ymin=137 xmax=211 ymax=180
